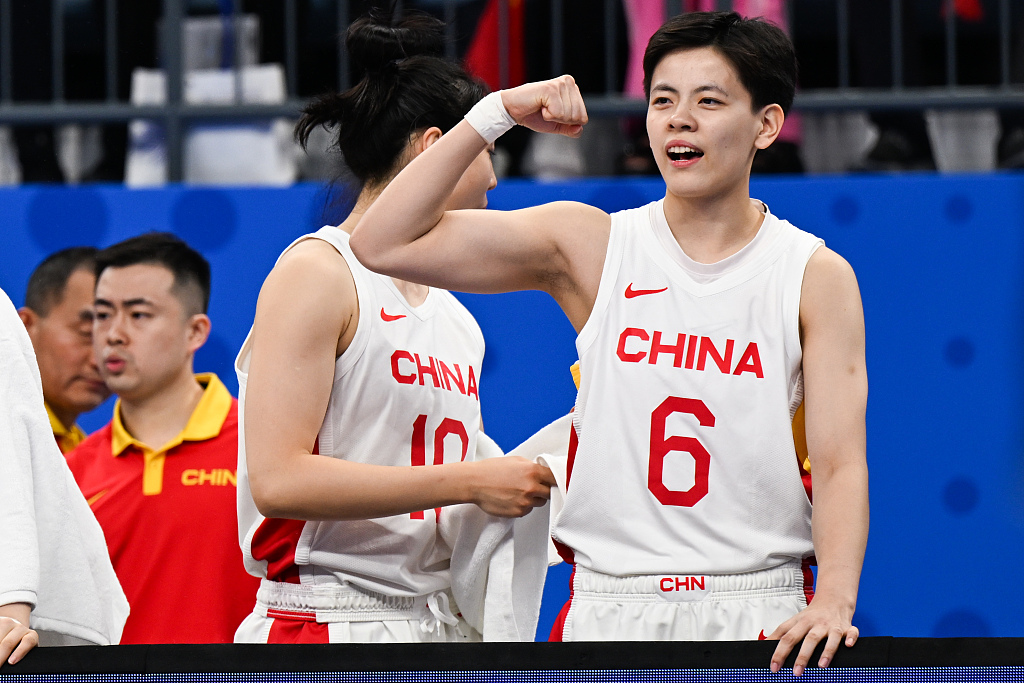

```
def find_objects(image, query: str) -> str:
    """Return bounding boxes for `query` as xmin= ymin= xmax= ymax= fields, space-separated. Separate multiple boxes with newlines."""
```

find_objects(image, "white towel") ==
xmin=442 ymin=414 xmax=573 ymax=641
xmin=0 ymin=287 xmax=129 ymax=645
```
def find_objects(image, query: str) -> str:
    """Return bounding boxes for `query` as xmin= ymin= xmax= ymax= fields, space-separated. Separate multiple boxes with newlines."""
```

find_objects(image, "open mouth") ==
xmin=667 ymin=145 xmax=704 ymax=162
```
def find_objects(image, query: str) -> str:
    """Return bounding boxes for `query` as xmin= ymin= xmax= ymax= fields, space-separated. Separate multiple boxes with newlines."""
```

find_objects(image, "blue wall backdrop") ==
xmin=1 ymin=175 xmax=1022 ymax=640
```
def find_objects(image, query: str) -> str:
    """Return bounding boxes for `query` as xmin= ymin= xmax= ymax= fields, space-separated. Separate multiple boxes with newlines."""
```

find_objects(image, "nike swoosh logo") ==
xmin=625 ymin=284 xmax=668 ymax=298
xmin=380 ymin=308 xmax=407 ymax=322
xmin=758 ymin=630 xmax=767 ymax=641
xmin=87 ymin=489 xmax=108 ymax=506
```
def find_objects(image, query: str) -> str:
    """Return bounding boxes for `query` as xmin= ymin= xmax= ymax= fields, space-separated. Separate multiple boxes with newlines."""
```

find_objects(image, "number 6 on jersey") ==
xmin=648 ymin=397 xmax=714 ymax=507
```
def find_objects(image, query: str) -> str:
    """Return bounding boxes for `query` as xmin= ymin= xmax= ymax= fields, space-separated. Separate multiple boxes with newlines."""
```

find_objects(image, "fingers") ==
xmin=7 ymin=630 xmax=37 ymax=665
xmin=768 ymin=612 xmax=858 ymax=676
xmin=538 ymin=464 xmax=557 ymax=487
xmin=817 ymin=628 xmax=846 ymax=669
xmin=791 ymin=626 xmax=828 ymax=677
xmin=769 ymin=620 xmax=807 ymax=673
xmin=520 ymin=75 xmax=585 ymax=138
xmin=0 ymin=619 xmax=36 ymax=667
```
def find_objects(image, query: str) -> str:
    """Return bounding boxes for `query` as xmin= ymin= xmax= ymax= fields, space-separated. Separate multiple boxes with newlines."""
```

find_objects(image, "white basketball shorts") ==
xmin=555 ymin=561 xmax=811 ymax=641
xmin=234 ymin=579 xmax=481 ymax=644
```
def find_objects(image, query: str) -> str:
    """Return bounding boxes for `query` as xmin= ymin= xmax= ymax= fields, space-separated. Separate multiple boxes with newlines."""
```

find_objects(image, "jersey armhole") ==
xmin=787 ymin=236 xmax=825 ymax=411
xmin=574 ymin=211 xmax=628 ymax=357
xmin=303 ymin=229 xmax=375 ymax=379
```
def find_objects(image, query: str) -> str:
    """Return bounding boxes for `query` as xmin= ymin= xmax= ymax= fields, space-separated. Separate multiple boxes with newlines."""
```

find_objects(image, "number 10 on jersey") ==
xmin=410 ymin=414 xmax=469 ymax=519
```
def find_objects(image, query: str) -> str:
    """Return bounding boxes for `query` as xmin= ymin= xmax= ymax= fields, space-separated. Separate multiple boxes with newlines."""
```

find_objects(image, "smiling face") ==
xmin=646 ymin=47 xmax=783 ymax=202
xmin=93 ymin=263 xmax=209 ymax=402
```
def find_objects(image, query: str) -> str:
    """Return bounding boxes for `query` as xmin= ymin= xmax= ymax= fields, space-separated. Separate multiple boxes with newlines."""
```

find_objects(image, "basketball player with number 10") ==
xmin=352 ymin=11 xmax=868 ymax=676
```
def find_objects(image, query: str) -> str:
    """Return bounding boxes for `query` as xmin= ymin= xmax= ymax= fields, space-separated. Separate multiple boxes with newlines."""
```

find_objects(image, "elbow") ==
xmin=249 ymin=472 xmax=292 ymax=519
xmin=348 ymin=230 xmax=389 ymax=274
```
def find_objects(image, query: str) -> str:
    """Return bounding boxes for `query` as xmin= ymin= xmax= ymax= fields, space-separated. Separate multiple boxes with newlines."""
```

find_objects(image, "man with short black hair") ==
xmin=19 ymin=247 xmax=109 ymax=453
xmin=66 ymin=232 xmax=259 ymax=644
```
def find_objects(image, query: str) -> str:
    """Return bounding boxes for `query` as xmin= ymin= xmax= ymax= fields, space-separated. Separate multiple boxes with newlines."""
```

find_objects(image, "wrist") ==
xmin=464 ymin=91 xmax=516 ymax=144
xmin=0 ymin=603 xmax=31 ymax=626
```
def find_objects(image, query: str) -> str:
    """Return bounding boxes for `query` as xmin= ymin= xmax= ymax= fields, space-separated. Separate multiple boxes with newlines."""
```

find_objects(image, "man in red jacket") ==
xmin=67 ymin=232 xmax=259 ymax=644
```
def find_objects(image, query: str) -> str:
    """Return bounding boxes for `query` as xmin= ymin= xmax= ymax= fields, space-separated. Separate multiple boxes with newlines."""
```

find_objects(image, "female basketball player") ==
xmin=234 ymin=12 xmax=554 ymax=644
xmin=351 ymin=10 xmax=868 ymax=676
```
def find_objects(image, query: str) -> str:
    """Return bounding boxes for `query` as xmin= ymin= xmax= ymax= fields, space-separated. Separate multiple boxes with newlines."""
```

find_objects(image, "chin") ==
xmin=101 ymin=377 xmax=132 ymax=397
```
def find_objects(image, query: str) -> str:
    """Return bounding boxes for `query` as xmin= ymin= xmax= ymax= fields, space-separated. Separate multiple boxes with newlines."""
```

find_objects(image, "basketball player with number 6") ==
xmin=351 ymin=11 xmax=868 ymax=676
xmin=233 ymin=12 xmax=554 ymax=645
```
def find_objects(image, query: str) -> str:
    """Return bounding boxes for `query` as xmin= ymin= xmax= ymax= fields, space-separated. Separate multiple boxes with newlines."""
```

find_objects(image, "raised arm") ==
xmin=770 ymin=247 xmax=869 ymax=676
xmin=350 ymin=77 xmax=609 ymax=331
xmin=243 ymin=240 xmax=554 ymax=521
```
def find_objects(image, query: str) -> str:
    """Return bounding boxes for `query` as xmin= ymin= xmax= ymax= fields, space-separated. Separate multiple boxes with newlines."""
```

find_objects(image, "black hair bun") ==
xmin=346 ymin=11 xmax=445 ymax=76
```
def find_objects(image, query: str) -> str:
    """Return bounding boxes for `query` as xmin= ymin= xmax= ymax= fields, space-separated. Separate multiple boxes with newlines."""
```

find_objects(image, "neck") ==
xmin=340 ymin=185 xmax=385 ymax=234
xmin=662 ymin=180 xmax=764 ymax=264
xmin=48 ymin=403 xmax=79 ymax=432
xmin=118 ymin=366 xmax=205 ymax=451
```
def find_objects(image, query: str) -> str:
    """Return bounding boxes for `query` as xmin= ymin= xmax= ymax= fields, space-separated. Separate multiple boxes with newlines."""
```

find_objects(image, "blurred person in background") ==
xmin=19 ymin=247 xmax=109 ymax=454
xmin=66 ymin=233 xmax=259 ymax=644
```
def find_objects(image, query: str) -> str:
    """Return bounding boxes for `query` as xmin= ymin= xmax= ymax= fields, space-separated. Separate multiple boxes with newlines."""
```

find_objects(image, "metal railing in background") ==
xmin=0 ymin=0 xmax=1021 ymax=181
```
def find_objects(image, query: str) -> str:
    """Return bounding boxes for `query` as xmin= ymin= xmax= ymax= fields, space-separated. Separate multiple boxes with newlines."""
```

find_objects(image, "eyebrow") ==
xmin=693 ymin=84 xmax=730 ymax=97
xmin=650 ymin=83 xmax=730 ymax=98
xmin=94 ymin=297 xmax=154 ymax=308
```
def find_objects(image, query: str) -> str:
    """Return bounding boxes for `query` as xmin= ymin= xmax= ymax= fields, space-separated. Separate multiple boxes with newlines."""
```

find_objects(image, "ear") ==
xmin=754 ymin=104 xmax=785 ymax=150
xmin=414 ymin=126 xmax=445 ymax=155
xmin=18 ymin=307 xmax=38 ymax=335
xmin=185 ymin=314 xmax=212 ymax=354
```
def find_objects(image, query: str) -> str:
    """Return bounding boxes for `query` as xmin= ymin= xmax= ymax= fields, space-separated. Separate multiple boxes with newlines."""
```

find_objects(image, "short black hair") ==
xmin=643 ymin=11 xmax=797 ymax=114
xmin=95 ymin=233 xmax=211 ymax=315
xmin=24 ymin=246 xmax=98 ymax=316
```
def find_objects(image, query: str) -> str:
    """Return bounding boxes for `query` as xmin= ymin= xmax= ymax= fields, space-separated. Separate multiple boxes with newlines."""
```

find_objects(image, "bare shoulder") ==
xmin=255 ymin=237 xmax=357 ymax=336
xmin=805 ymin=246 xmax=857 ymax=284
xmin=801 ymin=246 xmax=864 ymax=332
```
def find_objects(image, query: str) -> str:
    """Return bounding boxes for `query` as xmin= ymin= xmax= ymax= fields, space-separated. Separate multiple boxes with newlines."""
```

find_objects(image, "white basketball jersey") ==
xmin=552 ymin=199 xmax=820 ymax=577
xmin=236 ymin=226 xmax=485 ymax=597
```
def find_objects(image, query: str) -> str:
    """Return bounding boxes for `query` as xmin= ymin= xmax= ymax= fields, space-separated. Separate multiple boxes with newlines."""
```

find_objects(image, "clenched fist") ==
xmin=468 ymin=456 xmax=556 ymax=517
xmin=501 ymin=76 xmax=589 ymax=138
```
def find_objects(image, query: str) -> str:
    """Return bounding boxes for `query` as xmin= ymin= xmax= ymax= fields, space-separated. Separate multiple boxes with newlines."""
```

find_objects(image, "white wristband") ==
xmin=465 ymin=91 xmax=516 ymax=144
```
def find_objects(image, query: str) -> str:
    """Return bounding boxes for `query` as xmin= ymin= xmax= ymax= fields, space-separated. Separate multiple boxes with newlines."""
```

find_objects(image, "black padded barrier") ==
xmin=1 ymin=638 xmax=1023 ymax=675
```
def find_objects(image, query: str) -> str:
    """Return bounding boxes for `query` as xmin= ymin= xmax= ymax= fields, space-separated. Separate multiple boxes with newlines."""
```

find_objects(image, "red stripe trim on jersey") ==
xmin=248 ymin=437 xmax=320 ymax=584
xmin=801 ymin=556 xmax=816 ymax=605
xmin=553 ymin=415 xmax=579 ymax=565
xmin=250 ymin=518 xmax=305 ymax=583
xmin=267 ymin=616 xmax=330 ymax=643
xmin=565 ymin=416 xmax=578 ymax=488
xmin=547 ymin=565 xmax=576 ymax=642
xmin=266 ymin=608 xmax=317 ymax=622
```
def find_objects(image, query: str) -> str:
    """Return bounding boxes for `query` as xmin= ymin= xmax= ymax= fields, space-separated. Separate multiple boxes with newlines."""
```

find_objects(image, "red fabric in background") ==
xmin=464 ymin=0 xmax=525 ymax=90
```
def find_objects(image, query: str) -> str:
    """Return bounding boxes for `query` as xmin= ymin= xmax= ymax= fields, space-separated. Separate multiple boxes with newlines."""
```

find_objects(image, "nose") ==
xmin=668 ymin=105 xmax=695 ymax=131
xmin=103 ymin=311 xmax=127 ymax=347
